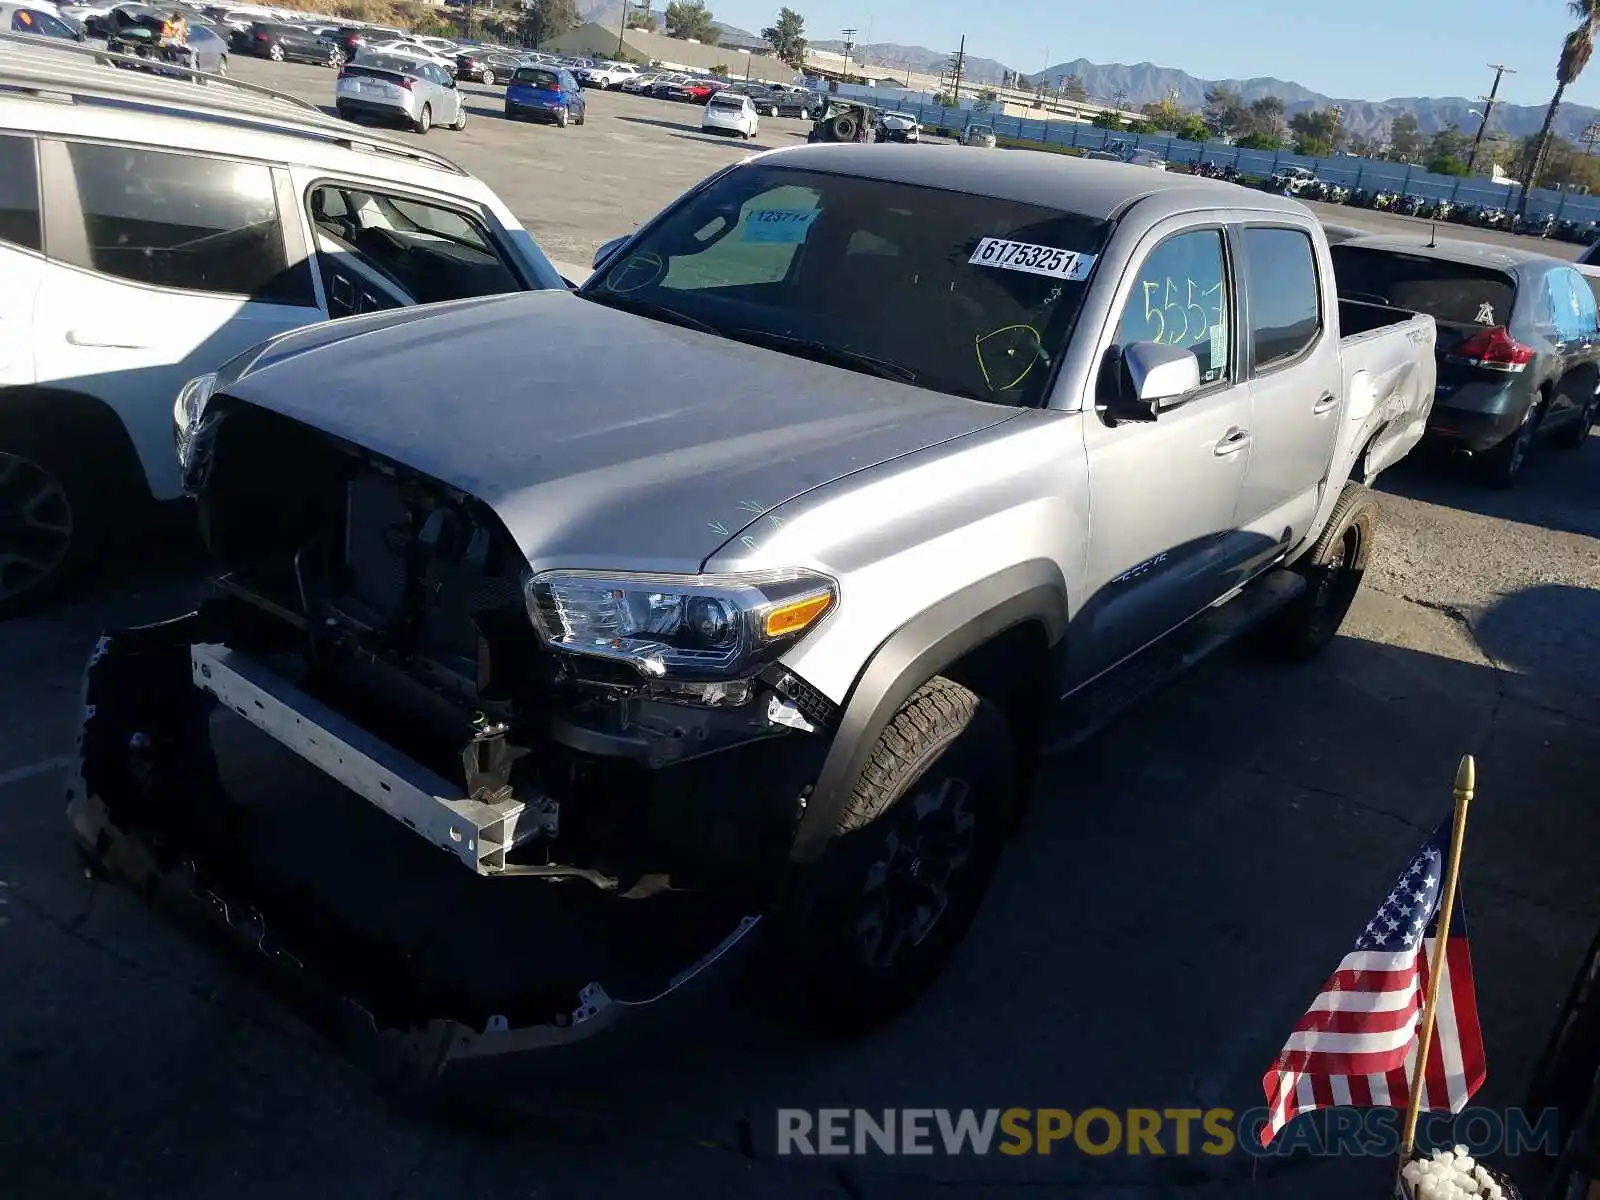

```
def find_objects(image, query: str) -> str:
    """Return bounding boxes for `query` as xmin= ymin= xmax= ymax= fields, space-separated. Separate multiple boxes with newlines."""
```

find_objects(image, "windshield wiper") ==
xmin=721 ymin=328 xmax=920 ymax=385
xmin=578 ymin=290 xmax=719 ymax=335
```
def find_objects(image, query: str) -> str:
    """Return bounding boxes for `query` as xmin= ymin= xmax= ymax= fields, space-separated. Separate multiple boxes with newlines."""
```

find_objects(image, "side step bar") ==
xmin=1043 ymin=568 xmax=1307 ymax=756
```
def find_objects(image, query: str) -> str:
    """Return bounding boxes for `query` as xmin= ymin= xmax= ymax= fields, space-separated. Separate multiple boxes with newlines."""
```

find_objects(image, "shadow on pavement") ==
xmin=10 ymin=591 xmax=1596 ymax=1197
xmin=1377 ymin=436 xmax=1600 ymax=540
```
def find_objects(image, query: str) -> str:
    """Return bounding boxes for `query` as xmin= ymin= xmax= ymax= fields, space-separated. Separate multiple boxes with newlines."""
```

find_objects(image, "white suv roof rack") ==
xmin=0 ymin=32 xmax=466 ymax=175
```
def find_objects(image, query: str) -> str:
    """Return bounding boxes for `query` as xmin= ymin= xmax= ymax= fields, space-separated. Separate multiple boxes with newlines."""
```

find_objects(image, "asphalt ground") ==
xmin=2 ymin=57 xmax=1599 ymax=1200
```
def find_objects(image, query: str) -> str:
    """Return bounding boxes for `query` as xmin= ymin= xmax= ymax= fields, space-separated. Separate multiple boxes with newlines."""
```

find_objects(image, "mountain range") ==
xmin=808 ymin=41 xmax=1600 ymax=143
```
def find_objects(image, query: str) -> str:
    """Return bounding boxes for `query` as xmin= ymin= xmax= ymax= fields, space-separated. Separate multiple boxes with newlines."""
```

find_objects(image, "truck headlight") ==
xmin=524 ymin=568 xmax=836 ymax=682
xmin=172 ymin=372 xmax=218 ymax=475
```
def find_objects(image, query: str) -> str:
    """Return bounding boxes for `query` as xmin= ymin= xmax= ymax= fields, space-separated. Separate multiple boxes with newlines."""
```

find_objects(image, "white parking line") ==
xmin=0 ymin=756 xmax=73 ymax=791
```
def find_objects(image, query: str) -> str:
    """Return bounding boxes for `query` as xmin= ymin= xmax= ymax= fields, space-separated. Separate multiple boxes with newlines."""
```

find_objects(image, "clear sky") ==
xmin=706 ymin=0 xmax=1600 ymax=110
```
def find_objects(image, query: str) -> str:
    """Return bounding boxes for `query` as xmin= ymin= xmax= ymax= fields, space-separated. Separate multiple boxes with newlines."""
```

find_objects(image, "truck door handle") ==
xmin=1214 ymin=427 xmax=1251 ymax=456
xmin=1313 ymin=393 xmax=1338 ymax=414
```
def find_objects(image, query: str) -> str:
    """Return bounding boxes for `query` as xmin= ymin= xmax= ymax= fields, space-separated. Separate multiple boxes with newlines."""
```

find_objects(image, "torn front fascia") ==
xmin=65 ymin=607 xmax=764 ymax=1082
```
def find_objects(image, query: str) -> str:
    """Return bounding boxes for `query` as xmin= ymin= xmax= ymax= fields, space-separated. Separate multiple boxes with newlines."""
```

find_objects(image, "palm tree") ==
xmin=1519 ymin=0 xmax=1599 ymax=218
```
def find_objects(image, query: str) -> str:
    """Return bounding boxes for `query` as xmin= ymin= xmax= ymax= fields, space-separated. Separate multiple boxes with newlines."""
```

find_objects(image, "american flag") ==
xmin=1260 ymin=821 xmax=1486 ymax=1146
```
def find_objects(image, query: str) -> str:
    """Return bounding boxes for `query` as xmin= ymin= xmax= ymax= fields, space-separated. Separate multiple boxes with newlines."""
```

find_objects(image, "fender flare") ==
xmin=788 ymin=559 xmax=1069 ymax=863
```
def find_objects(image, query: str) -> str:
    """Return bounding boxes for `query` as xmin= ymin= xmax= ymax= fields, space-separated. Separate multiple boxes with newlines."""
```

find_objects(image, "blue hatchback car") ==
xmin=505 ymin=65 xmax=586 ymax=127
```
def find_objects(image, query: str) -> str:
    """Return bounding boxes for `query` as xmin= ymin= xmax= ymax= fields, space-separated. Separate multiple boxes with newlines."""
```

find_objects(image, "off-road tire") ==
xmin=772 ymin=677 xmax=1015 ymax=1034
xmin=0 ymin=423 xmax=109 ymax=620
xmin=415 ymin=103 xmax=431 ymax=134
xmin=827 ymin=113 xmax=859 ymax=141
xmin=1253 ymin=482 xmax=1378 ymax=663
xmin=1554 ymin=391 xmax=1597 ymax=450
xmin=1479 ymin=395 xmax=1541 ymax=487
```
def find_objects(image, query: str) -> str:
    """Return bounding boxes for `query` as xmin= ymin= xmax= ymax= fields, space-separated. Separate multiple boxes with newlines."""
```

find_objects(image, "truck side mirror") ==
xmin=593 ymin=235 xmax=629 ymax=271
xmin=1105 ymin=341 xmax=1201 ymax=422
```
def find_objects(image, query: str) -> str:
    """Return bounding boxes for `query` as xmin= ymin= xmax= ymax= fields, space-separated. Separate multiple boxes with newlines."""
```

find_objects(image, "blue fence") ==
xmin=832 ymin=83 xmax=1599 ymax=223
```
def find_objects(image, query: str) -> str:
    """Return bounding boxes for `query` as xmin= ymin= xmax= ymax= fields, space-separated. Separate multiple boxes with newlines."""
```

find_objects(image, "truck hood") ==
xmin=220 ymin=290 xmax=1019 ymax=574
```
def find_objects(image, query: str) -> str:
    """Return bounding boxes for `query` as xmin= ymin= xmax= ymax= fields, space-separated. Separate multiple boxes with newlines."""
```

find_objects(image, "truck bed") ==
xmin=1335 ymin=296 xmax=1438 ymax=485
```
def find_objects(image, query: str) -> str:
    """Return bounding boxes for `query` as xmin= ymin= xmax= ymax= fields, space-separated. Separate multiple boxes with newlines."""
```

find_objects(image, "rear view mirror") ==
xmin=593 ymin=234 xmax=629 ymax=270
xmin=1106 ymin=341 xmax=1201 ymax=422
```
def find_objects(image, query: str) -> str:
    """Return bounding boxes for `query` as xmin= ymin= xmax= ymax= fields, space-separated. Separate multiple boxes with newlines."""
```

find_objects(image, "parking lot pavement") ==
xmin=3 ymin=62 xmax=1600 ymax=1198
xmin=227 ymin=57 xmax=1587 ymax=268
xmin=224 ymin=57 xmax=819 ymax=267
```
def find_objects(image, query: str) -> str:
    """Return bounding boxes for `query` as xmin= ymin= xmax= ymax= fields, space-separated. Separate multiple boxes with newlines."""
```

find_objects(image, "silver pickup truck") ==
xmin=71 ymin=147 xmax=1436 ymax=1078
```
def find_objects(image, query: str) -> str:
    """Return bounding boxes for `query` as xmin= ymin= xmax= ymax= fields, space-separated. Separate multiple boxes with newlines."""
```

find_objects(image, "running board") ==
xmin=1042 ymin=568 xmax=1307 ymax=756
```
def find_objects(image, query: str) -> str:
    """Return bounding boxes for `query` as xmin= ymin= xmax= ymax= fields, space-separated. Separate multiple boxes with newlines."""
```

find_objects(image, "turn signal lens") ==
xmin=764 ymin=592 xmax=832 ymax=639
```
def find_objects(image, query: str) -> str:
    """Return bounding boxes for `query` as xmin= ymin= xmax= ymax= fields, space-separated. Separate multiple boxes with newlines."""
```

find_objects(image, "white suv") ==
xmin=0 ymin=34 xmax=566 ymax=617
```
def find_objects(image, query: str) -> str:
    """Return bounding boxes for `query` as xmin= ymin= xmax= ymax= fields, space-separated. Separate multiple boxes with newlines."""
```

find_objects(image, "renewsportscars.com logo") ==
xmin=774 ymin=1108 xmax=1560 ymax=1158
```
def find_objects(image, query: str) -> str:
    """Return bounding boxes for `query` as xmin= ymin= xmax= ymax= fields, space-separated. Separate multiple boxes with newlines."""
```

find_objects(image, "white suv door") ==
xmin=31 ymin=139 xmax=324 ymax=502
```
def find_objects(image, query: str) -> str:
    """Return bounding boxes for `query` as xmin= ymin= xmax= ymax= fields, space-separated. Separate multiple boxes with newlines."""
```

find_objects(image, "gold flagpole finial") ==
xmin=1454 ymin=754 xmax=1476 ymax=802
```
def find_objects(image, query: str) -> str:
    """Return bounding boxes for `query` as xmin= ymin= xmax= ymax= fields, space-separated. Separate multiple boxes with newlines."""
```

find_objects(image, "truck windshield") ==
xmin=577 ymin=164 xmax=1110 ymax=407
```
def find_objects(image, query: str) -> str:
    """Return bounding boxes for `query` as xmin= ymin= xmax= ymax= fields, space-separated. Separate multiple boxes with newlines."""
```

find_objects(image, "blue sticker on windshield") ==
xmin=743 ymin=208 xmax=819 ymax=244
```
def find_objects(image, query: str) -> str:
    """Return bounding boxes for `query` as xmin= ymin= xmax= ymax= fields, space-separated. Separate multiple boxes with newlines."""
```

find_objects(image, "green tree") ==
xmin=626 ymin=7 xmax=657 ymax=29
xmin=1521 ymin=0 xmax=1599 ymax=215
xmin=974 ymin=87 xmax=997 ymax=112
xmin=1092 ymin=109 xmax=1124 ymax=130
xmin=1235 ymin=130 xmax=1283 ymax=150
xmin=1016 ymin=73 xmax=1032 ymax=88
xmin=1141 ymin=98 xmax=1209 ymax=142
xmin=664 ymin=0 xmax=717 ymax=41
xmin=1288 ymin=108 xmax=1341 ymax=155
xmin=1245 ymin=94 xmax=1285 ymax=141
xmin=760 ymin=7 xmax=806 ymax=63
xmin=1203 ymin=84 xmax=1248 ymax=136
xmin=1385 ymin=113 xmax=1426 ymax=162
xmin=1426 ymin=124 xmax=1471 ymax=174
xmin=519 ymin=0 xmax=579 ymax=48
xmin=1060 ymin=74 xmax=1088 ymax=101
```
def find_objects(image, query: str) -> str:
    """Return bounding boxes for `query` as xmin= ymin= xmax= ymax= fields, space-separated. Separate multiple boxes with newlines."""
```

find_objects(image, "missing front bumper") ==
xmin=66 ymin=606 xmax=761 ymax=1083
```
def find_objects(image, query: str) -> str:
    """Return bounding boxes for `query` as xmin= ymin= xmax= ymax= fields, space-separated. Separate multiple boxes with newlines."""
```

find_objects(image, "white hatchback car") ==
xmin=0 ymin=33 xmax=566 ymax=616
xmin=702 ymin=90 xmax=758 ymax=139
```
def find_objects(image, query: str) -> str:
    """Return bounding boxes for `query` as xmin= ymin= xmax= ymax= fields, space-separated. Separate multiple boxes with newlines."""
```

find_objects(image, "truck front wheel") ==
xmin=774 ymin=677 xmax=1015 ymax=1033
xmin=1255 ymin=482 xmax=1377 ymax=662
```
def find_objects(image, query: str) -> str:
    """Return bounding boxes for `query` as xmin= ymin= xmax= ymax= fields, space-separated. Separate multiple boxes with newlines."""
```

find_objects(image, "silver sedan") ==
xmin=335 ymin=50 xmax=465 ymax=134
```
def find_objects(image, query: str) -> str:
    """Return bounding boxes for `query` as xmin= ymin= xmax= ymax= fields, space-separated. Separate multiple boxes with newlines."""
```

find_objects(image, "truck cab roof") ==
xmin=757 ymin=143 xmax=1308 ymax=222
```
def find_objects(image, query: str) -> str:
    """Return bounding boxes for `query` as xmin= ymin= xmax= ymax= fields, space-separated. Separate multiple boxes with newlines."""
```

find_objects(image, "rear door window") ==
xmin=1546 ymin=268 xmax=1598 ymax=340
xmin=513 ymin=67 xmax=558 ymax=87
xmin=62 ymin=143 xmax=311 ymax=304
xmin=1328 ymin=245 xmax=1516 ymax=329
xmin=1241 ymin=226 xmax=1321 ymax=368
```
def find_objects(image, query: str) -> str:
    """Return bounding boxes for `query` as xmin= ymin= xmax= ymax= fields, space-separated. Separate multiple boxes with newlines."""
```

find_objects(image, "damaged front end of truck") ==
xmin=68 ymin=375 xmax=844 ymax=1083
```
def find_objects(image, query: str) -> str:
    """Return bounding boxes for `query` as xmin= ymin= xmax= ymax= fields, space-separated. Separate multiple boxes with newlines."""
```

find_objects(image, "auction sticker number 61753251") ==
xmin=969 ymin=238 xmax=1097 ymax=281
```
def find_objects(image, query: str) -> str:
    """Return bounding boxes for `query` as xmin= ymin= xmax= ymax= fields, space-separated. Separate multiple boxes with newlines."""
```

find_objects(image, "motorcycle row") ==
xmin=1210 ymin=161 xmax=1600 ymax=244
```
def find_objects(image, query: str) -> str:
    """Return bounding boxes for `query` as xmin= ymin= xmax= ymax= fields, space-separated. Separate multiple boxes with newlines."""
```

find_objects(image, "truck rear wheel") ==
xmin=773 ymin=677 xmax=1015 ymax=1034
xmin=1254 ymin=482 xmax=1377 ymax=663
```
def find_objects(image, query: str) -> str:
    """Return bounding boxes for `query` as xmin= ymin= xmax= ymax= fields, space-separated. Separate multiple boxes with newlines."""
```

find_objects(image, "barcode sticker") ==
xmin=969 ymin=238 xmax=1096 ymax=280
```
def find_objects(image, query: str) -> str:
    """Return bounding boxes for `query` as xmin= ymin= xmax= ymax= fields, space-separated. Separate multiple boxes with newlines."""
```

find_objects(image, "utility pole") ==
xmin=1466 ymin=63 xmax=1515 ymax=174
xmin=840 ymin=27 xmax=856 ymax=81
xmin=948 ymin=34 xmax=965 ymax=103
xmin=1584 ymin=122 xmax=1600 ymax=156
xmin=615 ymin=0 xmax=628 ymax=59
